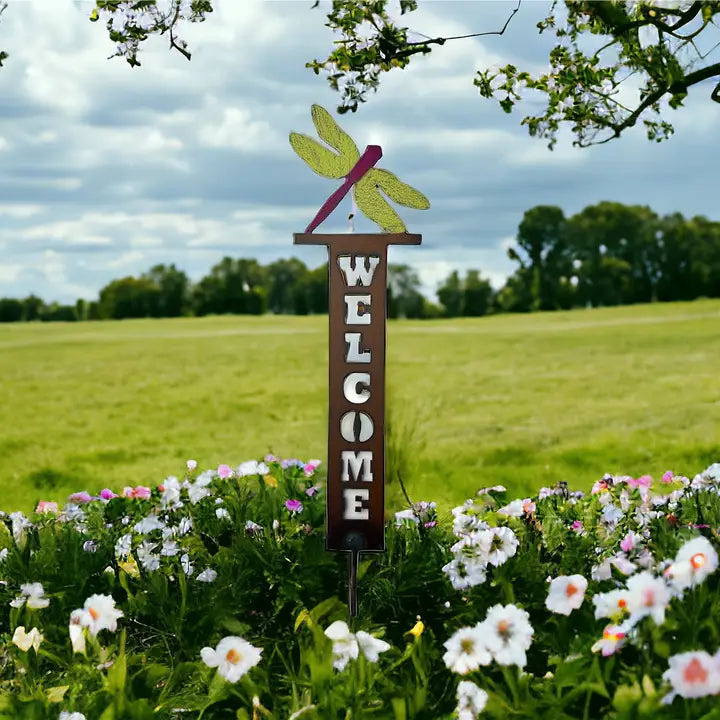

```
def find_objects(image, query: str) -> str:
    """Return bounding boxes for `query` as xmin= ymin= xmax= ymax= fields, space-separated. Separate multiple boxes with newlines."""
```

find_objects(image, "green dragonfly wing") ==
xmin=372 ymin=169 xmax=430 ymax=210
xmin=289 ymin=132 xmax=354 ymax=179
xmin=311 ymin=105 xmax=360 ymax=166
xmin=354 ymin=173 xmax=407 ymax=233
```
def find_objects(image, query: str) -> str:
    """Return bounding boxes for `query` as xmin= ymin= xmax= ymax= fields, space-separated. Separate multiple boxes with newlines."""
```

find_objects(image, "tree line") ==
xmin=1 ymin=202 xmax=719 ymax=323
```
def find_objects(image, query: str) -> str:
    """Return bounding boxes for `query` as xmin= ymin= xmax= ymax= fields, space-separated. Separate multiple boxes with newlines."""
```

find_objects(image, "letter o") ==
xmin=340 ymin=411 xmax=374 ymax=442
xmin=343 ymin=372 xmax=370 ymax=404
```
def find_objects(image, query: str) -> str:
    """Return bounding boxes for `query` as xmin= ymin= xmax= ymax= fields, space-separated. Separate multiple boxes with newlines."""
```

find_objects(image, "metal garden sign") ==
xmin=289 ymin=105 xmax=430 ymax=616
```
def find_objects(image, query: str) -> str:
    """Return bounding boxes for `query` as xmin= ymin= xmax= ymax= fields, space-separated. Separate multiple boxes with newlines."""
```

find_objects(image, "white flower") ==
xmin=12 ymin=626 xmax=43 ymax=652
xmin=663 ymin=651 xmax=720 ymax=700
xmin=546 ymin=575 xmax=588 ymax=615
xmin=201 ymin=636 xmax=262 ymax=683
xmin=115 ymin=534 xmax=132 ymax=559
xmin=69 ymin=609 xmax=86 ymax=654
xmin=609 ymin=553 xmax=637 ymax=576
xmin=625 ymin=571 xmax=670 ymax=625
xmin=497 ymin=498 xmax=535 ymax=518
xmin=9 ymin=511 xmax=32 ymax=547
xmin=486 ymin=527 xmax=518 ymax=567
xmin=0 ymin=547 xmax=7 ymax=564
xmin=59 ymin=712 xmax=87 ymax=720
xmin=187 ymin=459 xmax=197 ymax=472
xmin=134 ymin=515 xmax=166 ymax=534
xmin=245 ymin=520 xmax=263 ymax=533
xmin=325 ymin=621 xmax=359 ymax=671
xmin=601 ymin=503 xmax=624 ymax=529
xmin=591 ymin=558 xmax=612 ymax=581
xmin=137 ymin=541 xmax=160 ymax=571
xmin=394 ymin=508 xmax=419 ymax=525
xmin=355 ymin=631 xmax=391 ymax=662
xmin=591 ymin=622 xmax=632 ymax=656
xmin=177 ymin=517 xmax=193 ymax=535
xmin=671 ymin=536 xmax=718 ymax=588
xmin=216 ymin=508 xmax=231 ymax=521
xmin=197 ymin=568 xmax=217 ymax=582
xmin=161 ymin=540 xmax=180 ymax=557
xmin=79 ymin=594 xmax=123 ymax=636
xmin=10 ymin=582 xmax=50 ymax=609
xmin=443 ymin=625 xmax=492 ymax=674
xmin=456 ymin=680 xmax=488 ymax=720
xmin=180 ymin=553 xmax=194 ymax=576
xmin=161 ymin=476 xmax=183 ymax=508
xmin=442 ymin=555 xmax=487 ymax=590
xmin=592 ymin=589 xmax=630 ymax=621
xmin=188 ymin=472 xmax=213 ymax=504
xmin=483 ymin=604 xmax=534 ymax=667
xmin=237 ymin=460 xmax=270 ymax=477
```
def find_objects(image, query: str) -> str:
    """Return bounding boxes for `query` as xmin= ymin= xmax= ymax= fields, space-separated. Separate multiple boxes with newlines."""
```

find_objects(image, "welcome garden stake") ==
xmin=290 ymin=105 xmax=430 ymax=616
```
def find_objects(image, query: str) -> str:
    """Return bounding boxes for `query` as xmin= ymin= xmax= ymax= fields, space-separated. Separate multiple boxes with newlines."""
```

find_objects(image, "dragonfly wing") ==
xmin=289 ymin=132 xmax=353 ymax=179
xmin=372 ymin=169 xmax=430 ymax=210
xmin=311 ymin=104 xmax=360 ymax=166
xmin=354 ymin=173 xmax=407 ymax=233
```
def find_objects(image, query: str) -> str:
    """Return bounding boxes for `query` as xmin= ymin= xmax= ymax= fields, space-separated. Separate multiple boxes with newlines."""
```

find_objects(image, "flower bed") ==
xmin=1 ymin=458 xmax=719 ymax=718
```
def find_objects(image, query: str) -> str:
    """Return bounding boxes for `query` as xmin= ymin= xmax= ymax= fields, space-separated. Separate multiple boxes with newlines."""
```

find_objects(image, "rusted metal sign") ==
xmin=290 ymin=105 xmax=429 ymax=615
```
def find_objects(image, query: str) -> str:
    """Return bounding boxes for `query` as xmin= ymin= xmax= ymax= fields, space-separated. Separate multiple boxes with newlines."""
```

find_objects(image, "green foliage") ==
xmin=303 ymin=1 xmax=720 ymax=148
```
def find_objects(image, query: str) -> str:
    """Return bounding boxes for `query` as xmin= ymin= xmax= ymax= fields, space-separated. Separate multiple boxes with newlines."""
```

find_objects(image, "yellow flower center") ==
xmin=460 ymin=638 xmax=475 ymax=654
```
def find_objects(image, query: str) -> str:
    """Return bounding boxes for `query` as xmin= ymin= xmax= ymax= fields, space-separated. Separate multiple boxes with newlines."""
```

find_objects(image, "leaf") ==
xmin=354 ymin=174 xmax=407 ymax=233
xmin=372 ymin=169 xmax=430 ymax=210
xmin=289 ymin=133 xmax=355 ymax=179
xmin=310 ymin=104 xmax=360 ymax=165
xmin=46 ymin=686 xmax=69 ymax=703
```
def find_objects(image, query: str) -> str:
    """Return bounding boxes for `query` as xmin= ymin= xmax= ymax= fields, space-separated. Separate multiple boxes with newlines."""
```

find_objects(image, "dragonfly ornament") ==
xmin=290 ymin=104 xmax=430 ymax=233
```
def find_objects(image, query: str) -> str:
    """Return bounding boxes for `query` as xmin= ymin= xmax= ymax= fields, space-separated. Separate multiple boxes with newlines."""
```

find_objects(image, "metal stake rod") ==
xmin=348 ymin=549 xmax=359 ymax=617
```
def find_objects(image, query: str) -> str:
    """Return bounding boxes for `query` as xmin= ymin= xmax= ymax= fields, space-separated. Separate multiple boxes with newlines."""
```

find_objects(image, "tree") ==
xmin=510 ymin=206 xmax=569 ymax=311
xmin=387 ymin=263 xmax=425 ymax=319
xmin=463 ymin=270 xmax=495 ymax=317
xmin=21 ymin=295 xmax=45 ymax=322
xmin=0 ymin=298 xmax=23 ymax=322
xmin=437 ymin=270 xmax=464 ymax=317
xmin=266 ymin=258 xmax=309 ymax=315
xmin=305 ymin=1 xmax=720 ymax=148
xmin=98 ymin=277 xmax=161 ymax=319
xmin=142 ymin=264 xmax=190 ymax=317
xmin=191 ymin=257 xmax=267 ymax=316
xmin=566 ymin=202 xmax=659 ymax=306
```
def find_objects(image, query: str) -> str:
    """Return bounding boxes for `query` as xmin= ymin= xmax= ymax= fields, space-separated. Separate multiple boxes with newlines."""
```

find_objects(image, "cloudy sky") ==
xmin=0 ymin=0 xmax=718 ymax=303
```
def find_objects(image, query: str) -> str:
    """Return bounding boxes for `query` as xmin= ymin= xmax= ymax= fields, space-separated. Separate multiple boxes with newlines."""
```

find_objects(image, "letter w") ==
xmin=338 ymin=256 xmax=380 ymax=287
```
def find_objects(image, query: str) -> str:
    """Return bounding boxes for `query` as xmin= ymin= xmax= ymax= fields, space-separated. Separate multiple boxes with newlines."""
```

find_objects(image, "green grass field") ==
xmin=1 ymin=299 xmax=719 ymax=515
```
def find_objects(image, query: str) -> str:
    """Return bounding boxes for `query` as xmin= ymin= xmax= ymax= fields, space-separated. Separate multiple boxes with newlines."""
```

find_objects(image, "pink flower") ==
xmin=305 ymin=484 xmax=321 ymax=497
xmin=122 ymin=486 xmax=151 ymax=500
xmin=620 ymin=532 xmax=635 ymax=553
xmin=187 ymin=459 xmax=197 ymax=472
xmin=424 ymin=521 xmax=438 ymax=528
xmin=662 ymin=470 xmax=674 ymax=483
xmin=100 ymin=489 xmax=117 ymax=500
xmin=217 ymin=464 xmax=233 ymax=479
xmin=264 ymin=454 xmax=279 ymax=463
xmin=571 ymin=520 xmax=584 ymax=533
xmin=591 ymin=480 xmax=609 ymax=494
xmin=285 ymin=499 xmax=303 ymax=513
xmin=663 ymin=651 xmax=720 ymax=699
xmin=628 ymin=475 xmax=652 ymax=489
xmin=35 ymin=501 xmax=58 ymax=514
xmin=68 ymin=491 xmax=94 ymax=504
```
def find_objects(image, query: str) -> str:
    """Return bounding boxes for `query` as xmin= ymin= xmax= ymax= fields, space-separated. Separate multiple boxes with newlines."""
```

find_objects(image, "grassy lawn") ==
xmin=1 ymin=299 xmax=719 ymax=515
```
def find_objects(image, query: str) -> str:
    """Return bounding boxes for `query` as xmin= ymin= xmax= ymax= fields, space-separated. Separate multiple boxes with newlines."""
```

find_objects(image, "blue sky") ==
xmin=0 ymin=0 xmax=718 ymax=303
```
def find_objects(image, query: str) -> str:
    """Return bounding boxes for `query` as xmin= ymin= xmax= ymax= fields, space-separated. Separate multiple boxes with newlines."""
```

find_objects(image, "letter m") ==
xmin=340 ymin=451 xmax=373 ymax=482
xmin=338 ymin=256 xmax=380 ymax=287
